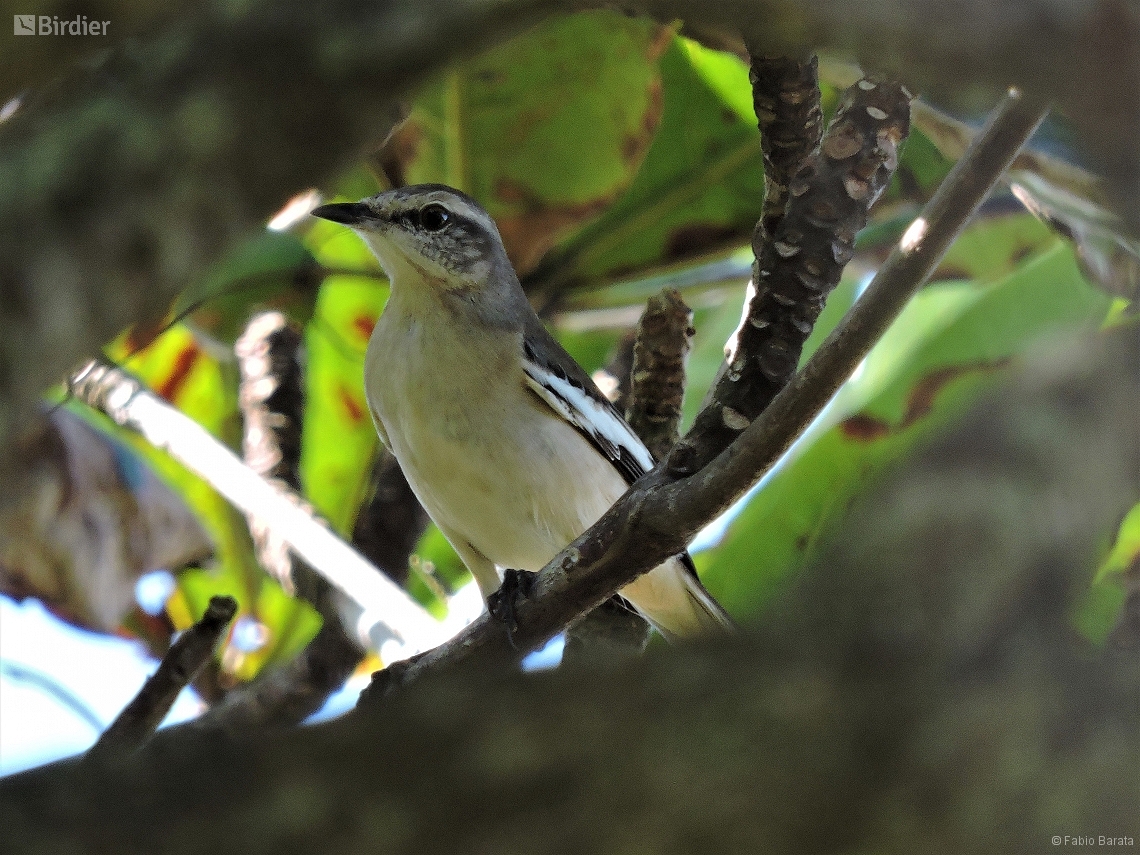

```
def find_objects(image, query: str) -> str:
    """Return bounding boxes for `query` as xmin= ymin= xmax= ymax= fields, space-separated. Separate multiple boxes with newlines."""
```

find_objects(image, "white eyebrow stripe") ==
xmin=435 ymin=196 xmax=498 ymax=233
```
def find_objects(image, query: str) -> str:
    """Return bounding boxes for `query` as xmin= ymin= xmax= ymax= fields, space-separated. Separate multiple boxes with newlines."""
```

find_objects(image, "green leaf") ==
xmin=1071 ymin=502 xmax=1140 ymax=644
xmin=542 ymin=38 xmax=954 ymax=293
xmin=1098 ymin=502 xmax=1140 ymax=581
xmin=544 ymin=36 xmax=763 ymax=285
xmin=299 ymin=276 xmax=388 ymax=537
xmin=927 ymin=210 xmax=1060 ymax=284
xmin=412 ymin=526 xmax=468 ymax=590
xmin=385 ymin=9 xmax=670 ymax=274
xmin=557 ymin=327 xmax=624 ymax=376
xmin=697 ymin=219 xmax=1111 ymax=618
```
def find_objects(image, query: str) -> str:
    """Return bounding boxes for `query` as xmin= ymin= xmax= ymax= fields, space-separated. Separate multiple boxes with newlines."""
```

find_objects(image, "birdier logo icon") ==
xmin=13 ymin=15 xmax=35 ymax=34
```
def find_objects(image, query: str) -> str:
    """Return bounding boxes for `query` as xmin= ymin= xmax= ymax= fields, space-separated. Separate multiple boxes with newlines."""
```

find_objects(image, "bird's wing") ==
xmin=521 ymin=326 xmax=654 ymax=487
xmin=521 ymin=320 xmax=732 ymax=632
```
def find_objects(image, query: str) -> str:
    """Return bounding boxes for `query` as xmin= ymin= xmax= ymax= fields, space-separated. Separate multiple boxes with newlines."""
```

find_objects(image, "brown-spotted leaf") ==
xmin=380 ymin=10 xmax=671 ymax=275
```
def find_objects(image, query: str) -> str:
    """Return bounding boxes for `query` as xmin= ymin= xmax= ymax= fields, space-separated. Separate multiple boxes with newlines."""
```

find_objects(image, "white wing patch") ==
xmin=523 ymin=357 xmax=654 ymax=486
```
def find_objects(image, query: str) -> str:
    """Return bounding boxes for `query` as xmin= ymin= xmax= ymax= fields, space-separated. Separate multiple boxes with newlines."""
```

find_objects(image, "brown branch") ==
xmin=359 ymin=87 xmax=1048 ymax=702
xmin=86 ymin=595 xmax=236 ymax=760
xmin=624 ymin=288 xmax=695 ymax=462
xmin=675 ymin=76 xmax=911 ymax=478
xmin=191 ymin=619 xmax=362 ymax=732
xmin=663 ymin=89 xmax=1048 ymax=543
xmin=748 ymin=53 xmax=823 ymax=240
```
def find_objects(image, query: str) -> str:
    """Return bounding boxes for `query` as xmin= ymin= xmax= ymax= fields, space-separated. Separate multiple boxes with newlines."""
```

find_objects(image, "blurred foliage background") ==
xmin=1 ymin=9 xmax=1134 ymax=718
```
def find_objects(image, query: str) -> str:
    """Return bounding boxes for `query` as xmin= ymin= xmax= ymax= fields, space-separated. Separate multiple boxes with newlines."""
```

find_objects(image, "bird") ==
xmin=312 ymin=184 xmax=732 ymax=638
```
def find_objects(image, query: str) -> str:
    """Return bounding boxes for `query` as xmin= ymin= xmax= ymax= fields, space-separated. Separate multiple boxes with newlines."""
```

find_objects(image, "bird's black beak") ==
xmin=311 ymin=202 xmax=373 ymax=225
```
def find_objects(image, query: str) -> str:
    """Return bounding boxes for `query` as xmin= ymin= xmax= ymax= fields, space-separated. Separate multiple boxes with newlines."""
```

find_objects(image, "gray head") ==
xmin=312 ymin=184 xmax=514 ymax=295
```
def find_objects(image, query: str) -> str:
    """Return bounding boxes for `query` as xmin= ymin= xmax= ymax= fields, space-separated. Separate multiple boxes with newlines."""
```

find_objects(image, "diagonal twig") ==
xmin=358 ymin=87 xmax=1049 ymax=703
xmin=191 ymin=619 xmax=363 ymax=732
xmin=87 ymin=595 xmax=236 ymax=760
xmin=665 ymin=88 xmax=1049 ymax=527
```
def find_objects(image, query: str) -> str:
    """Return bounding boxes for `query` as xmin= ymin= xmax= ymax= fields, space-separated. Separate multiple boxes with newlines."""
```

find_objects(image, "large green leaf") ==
xmin=297 ymin=203 xmax=390 ymax=538
xmin=926 ymin=211 xmax=1060 ymax=284
xmin=384 ymin=10 xmax=670 ymax=274
xmin=298 ymin=276 xmax=388 ymax=537
xmin=542 ymin=37 xmax=763 ymax=287
xmin=696 ymin=217 xmax=1111 ymax=618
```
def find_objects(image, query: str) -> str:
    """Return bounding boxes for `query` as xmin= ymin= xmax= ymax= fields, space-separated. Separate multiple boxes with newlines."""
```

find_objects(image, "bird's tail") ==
xmin=618 ymin=553 xmax=735 ymax=640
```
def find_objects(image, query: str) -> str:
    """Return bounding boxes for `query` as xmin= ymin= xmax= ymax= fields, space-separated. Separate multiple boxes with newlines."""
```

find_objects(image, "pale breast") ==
xmin=365 ymin=310 xmax=626 ymax=571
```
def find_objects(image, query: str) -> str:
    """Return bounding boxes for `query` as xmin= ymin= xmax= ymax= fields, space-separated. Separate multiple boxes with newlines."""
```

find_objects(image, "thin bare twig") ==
xmin=87 ymin=595 xmax=236 ymax=759
xmin=358 ymin=87 xmax=1048 ymax=702
xmin=192 ymin=619 xmax=363 ymax=731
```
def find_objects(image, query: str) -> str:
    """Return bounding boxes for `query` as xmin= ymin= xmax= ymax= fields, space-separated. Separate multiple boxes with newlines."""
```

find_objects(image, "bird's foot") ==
xmin=487 ymin=569 xmax=537 ymax=649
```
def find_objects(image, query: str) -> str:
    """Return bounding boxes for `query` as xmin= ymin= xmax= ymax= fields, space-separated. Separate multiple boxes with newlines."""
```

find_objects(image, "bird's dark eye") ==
xmin=419 ymin=203 xmax=451 ymax=232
